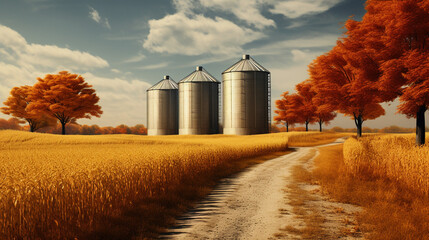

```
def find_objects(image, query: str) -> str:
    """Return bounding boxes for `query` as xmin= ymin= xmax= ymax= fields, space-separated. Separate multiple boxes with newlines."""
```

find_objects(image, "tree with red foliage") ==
xmin=113 ymin=124 xmax=131 ymax=134
xmin=98 ymin=126 xmax=114 ymax=135
xmin=0 ymin=118 xmax=24 ymax=130
xmin=315 ymin=105 xmax=336 ymax=132
xmin=292 ymin=82 xmax=318 ymax=131
xmin=295 ymin=81 xmax=337 ymax=132
xmin=130 ymin=124 xmax=148 ymax=135
xmin=348 ymin=0 xmax=429 ymax=145
xmin=278 ymin=93 xmax=313 ymax=131
xmin=309 ymin=41 xmax=385 ymax=138
xmin=1 ymin=86 xmax=56 ymax=132
xmin=28 ymin=71 xmax=102 ymax=135
xmin=274 ymin=91 xmax=296 ymax=132
xmin=275 ymin=85 xmax=336 ymax=133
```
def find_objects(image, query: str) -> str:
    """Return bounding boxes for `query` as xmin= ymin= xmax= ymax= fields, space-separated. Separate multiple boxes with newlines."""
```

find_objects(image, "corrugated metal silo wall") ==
xmin=222 ymin=71 xmax=269 ymax=135
xmin=179 ymin=82 xmax=219 ymax=135
xmin=147 ymin=89 xmax=179 ymax=135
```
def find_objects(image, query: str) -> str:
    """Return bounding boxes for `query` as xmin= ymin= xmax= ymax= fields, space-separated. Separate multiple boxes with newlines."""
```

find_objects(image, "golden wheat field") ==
xmin=343 ymin=134 xmax=429 ymax=196
xmin=0 ymin=130 xmax=317 ymax=239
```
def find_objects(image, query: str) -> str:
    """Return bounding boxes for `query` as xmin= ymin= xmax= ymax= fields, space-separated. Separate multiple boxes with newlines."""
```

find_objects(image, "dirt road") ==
xmin=159 ymin=139 xmax=361 ymax=239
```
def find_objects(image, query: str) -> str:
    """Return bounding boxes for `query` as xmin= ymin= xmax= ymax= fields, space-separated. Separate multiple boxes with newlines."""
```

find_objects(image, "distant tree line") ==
xmin=270 ymin=124 xmax=428 ymax=134
xmin=0 ymin=117 xmax=147 ymax=135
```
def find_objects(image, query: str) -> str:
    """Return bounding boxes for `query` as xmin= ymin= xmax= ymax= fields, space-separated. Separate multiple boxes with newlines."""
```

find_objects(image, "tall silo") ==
xmin=222 ymin=54 xmax=271 ymax=135
xmin=179 ymin=66 xmax=220 ymax=135
xmin=147 ymin=75 xmax=179 ymax=136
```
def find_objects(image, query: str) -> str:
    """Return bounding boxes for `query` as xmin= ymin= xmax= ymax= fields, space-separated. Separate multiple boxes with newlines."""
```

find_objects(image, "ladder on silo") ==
xmin=218 ymin=84 xmax=222 ymax=132
xmin=268 ymin=74 xmax=271 ymax=133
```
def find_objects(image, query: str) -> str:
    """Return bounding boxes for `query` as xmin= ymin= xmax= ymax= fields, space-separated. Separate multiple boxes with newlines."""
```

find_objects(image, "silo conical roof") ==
xmin=223 ymin=54 xmax=270 ymax=73
xmin=179 ymin=66 xmax=220 ymax=83
xmin=147 ymin=75 xmax=178 ymax=91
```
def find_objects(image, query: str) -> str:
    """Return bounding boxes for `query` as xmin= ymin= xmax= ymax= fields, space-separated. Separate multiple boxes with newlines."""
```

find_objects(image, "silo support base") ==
xmin=148 ymin=129 xmax=178 ymax=136
xmin=179 ymin=129 xmax=219 ymax=135
xmin=223 ymin=128 xmax=268 ymax=135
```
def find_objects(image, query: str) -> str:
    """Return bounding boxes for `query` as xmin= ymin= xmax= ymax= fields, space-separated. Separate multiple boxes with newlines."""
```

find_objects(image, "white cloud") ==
xmin=143 ymin=0 xmax=275 ymax=56
xmin=89 ymin=6 xmax=101 ymax=23
xmin=277 ymin=34 xmax=339 ymax=48
xmin=172 ymin=0 xmax=275 ymax=29
xmin=291 ymin=49 xmax=309 ymax=62
xmin=123 ymin=53 xmax=146 ymax=63
xmin=285 ymin=21 xmax=307 ymax=29
xmin=89 ymin=7 xmax=111 ymax=29
xmin=79 ymin=73 xmax=152 ymax=126
xmin=22 ymin=44 xmax=109 ymax=70
xmin=0 ymin=25 xmax=109 ymax=71
xmin=143 ymin=13 xmax=263 ymax=55
xmin=111 ymin=68 xmax=121 ymax=73
xmin=250 ymin=34 xmax=338 ymax=57
xmin=270 ymin=0 xmax=342 ymax=19
xmin=271 ymin=66 xmax=309 ymax=93
xmin=170 ymin=0 xmax=339 ymax=30
xmin=0 ymin=25 xmax=27 ymax=50
xmin=0 ymin=62 xmax=41 ymax=86
xmin=172 ymin=0 xmax=196 ymax=14
xmin=138 ymin=62 xmax=169 ymax=70
xmin=198 ymin=0 xmax=276 ymax=29
xmin=24 ymin=0 xmax=56 ymax=12
xmin=143 ymin=0 xmax=341 ymax=57
xmin=191 ymin=54 xmax=236 ymax=66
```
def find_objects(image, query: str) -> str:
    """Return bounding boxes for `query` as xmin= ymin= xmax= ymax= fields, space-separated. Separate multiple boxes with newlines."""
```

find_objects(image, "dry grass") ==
xmin=278 ymin=149 xmax=328 ymax=239
xmin=313 ymin=142 xmax=429 ymax=240
xmin=344 ymin=134 xmax=429 ymax=195
xmin=0 ymin=130 xmax=295 ymax=239
xmin=288 ymin=132 xmax=352 ymax=147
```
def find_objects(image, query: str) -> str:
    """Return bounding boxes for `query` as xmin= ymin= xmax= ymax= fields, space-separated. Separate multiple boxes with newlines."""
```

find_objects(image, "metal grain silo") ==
xmin=147 ymin=75 xmax=179 ymax=135
xmin=179 ymin=66 xmax=220 ymax=135
xmin=222 ymin=54 xmax=271 ymax=135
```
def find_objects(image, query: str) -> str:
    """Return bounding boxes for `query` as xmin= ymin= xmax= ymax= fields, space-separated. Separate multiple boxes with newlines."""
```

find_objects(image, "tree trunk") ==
xmin=305 ymin=122 xmax=309 ymax=132
xmin=416 ymin=105 xmax=426 ymax=146
xmin=285 ymin=122 xmax=289 ymax=132
xmin=27 ymin=119 xmax=35 ymax=132
xmin=319 ymin=120 xmax=322 ymax=132
xmin=61 ymin=122 xmax=66 ymax=135
xmin=354 ymin=115 xmax=363 ymax=138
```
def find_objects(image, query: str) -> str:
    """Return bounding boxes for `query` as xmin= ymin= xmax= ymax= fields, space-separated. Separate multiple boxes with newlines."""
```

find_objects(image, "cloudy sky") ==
xmin=0 ymin=0 xmax=425 ymax=129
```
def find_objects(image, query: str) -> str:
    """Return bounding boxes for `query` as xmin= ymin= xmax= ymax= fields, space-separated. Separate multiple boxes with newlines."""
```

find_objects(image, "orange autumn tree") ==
xmin=349 ymin=0 xmax=429 ymax=145
xmin=293 ymin=82 xmax=317 ymax=131
xmin=309 ymin=43 xmax=385 ymax=138
xmin=281 ymin=83 xmax=318 ymax=132
xmin=312 ymin=93 xmax=336 ymax=133
xmin=0 ymin=118 xmax=24 ymax=130
xmin=296 ymin=81 xmax=336 ymax=132
xmin=130 ymin=124 xmax=148 ymax=135
xmin=1 ymin=85 xmax=56 ymax=132
xmin=286 ymin=94 xmax=314 ymax=132
xmin=315 ymin=105 xmax=336 ymax=132
xmin=274 ymin=91 xmax=296 ymax=132
xmin=28 ymin=71 xmax=102 ymax=135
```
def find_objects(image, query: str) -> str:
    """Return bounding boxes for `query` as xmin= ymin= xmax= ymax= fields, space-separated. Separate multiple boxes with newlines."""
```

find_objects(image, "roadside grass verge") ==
xmin=287 ymin=150 xmax=328 ymax=239
xmin=288 ymin=132 xmax=352 ymax=147
xmin=344 ymin=134 xmax=429 ymax=196
xmin=313 ymin=143 xmax=429 ymax=240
